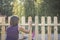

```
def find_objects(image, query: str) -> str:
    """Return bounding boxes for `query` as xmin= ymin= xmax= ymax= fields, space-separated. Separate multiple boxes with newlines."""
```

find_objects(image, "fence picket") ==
xmin=54 ymin=17 xmax=58 ymax=40
xmin=35 ymin=16 xmax=39 ymax=40
xmin=8 ymin=17 xmax=11 ymax=25
xmin=0 ymin=17 xmax=2 ymax=23
xmin=41 ymin=16 xmax=45 ymax=40
xmin=47 ymin=17 xmax=51 ymax=40
xmin=28 ymin=16 xmax=32 ymax=40
xmin=21 ymin=16 xmax=25 ymax=38
xmin=1 ymin=17 xmax=5 ymax=40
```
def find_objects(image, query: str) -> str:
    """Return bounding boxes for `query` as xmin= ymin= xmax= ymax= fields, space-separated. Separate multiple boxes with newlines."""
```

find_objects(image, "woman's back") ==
xmin=6 ymin=25 xmax=19 ymax=40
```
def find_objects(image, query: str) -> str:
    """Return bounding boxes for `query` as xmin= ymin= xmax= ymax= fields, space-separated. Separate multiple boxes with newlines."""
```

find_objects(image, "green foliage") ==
xmin=12 ymin=0 xmax=26 ymax=23
xmin=24 ymin=0 xmax=36 ymax=22
xmin=0 ymin=0 xmax=60 ymax=17
xmin=0 ymin=0 xmax=13 ymax=16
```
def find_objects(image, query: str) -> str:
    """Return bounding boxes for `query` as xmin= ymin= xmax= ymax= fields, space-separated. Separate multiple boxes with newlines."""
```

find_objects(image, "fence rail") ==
xmin=0 ymin=16 xmax=60 ymax=40
xmin=0 ymin=23 xmax=60 ymax=26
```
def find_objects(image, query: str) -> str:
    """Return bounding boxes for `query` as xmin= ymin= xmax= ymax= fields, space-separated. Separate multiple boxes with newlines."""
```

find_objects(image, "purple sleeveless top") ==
xmin=6 ymin=25 xmax=19 ymax=40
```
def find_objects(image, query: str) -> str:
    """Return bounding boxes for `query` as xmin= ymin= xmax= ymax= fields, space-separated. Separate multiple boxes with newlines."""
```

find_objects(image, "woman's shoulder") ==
xmin=5 ymin=26 xmax=11 ymax=31
xmin=6 ymin=26 xmax=12 ymax=29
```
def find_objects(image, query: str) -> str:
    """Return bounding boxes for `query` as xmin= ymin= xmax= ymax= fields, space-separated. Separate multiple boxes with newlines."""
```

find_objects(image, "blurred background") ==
xmin=0 ymin=0 xmax=60 ymax=40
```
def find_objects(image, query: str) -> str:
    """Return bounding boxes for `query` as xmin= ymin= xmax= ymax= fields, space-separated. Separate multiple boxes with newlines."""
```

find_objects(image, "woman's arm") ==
xmin=18 ymin=26 xmax=30 ymax=33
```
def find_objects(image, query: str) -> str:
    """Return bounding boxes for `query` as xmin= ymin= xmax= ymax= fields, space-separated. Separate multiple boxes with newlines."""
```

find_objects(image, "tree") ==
xmin=13 ymin=0 xmax=25 ymax=23
xmin=24 ymin=0 xmax=36 ymax=22
xmin=36 ymin=0 xmax=60 ymax=17
xmin=0 ymin=0 xmax=13 ymax=16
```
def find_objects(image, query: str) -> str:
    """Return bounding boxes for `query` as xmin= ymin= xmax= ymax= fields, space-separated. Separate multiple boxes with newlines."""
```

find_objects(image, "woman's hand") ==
xmin=18 ymin=26 xmax=30 ymax=33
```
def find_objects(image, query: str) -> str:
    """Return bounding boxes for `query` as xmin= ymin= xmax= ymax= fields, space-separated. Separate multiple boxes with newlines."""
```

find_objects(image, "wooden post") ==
xmin=0 ymin=17 xmax=2 ymax=23
xmin=21 ymin=16 xmax=25 ymax=38
xmin=0 ymin=17 xmax=2 ymax=40
xmin=47 ymin=17 xmax=51 ymax=40
xmin=41 ymin=16 xmax=45 ymax=40
xmin=54 ymin=17 xmax=58 ymax=40
xmin=1 ymin=17 xmax=6 ymax=40
xmin=35 ymin=16 xmax=38 ymax=40
xmin=28 ymin=16 xmax=32 ymax=40
xmin=8 ymin=17 xmax=11 ymax=25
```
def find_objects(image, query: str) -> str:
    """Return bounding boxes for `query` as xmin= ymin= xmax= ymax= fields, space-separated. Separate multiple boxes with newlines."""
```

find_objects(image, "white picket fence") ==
xmin=0 ymin=16 xmax=60 ymax=40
